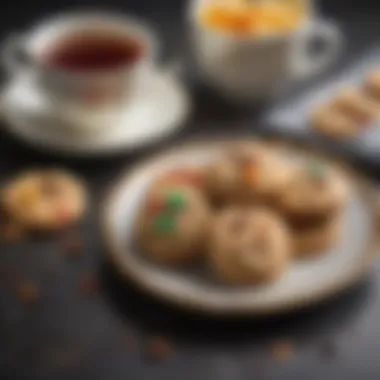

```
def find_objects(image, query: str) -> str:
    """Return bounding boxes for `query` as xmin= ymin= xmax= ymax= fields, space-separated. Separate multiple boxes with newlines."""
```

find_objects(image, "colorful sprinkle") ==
xmin=153 ymin=214 xmax=176 ymax=235
xmin=165 ymin=191 xmax=186 ymax=212
xmin=242 ymin=164 xmax=259 ymax=184
xmin=307 ymin=161 xmax=326 ymax=180
xmin=270 ymin=340 xmax=294 ymax=362
xmin=17 ymin=281 xmax=40 ymax=304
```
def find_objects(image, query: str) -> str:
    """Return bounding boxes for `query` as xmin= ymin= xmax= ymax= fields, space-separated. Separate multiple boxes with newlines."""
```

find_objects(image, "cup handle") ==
xmin=1 ymin=34 xmax=28 ymax=76
xmin=292 ymin=20 xmax=343 ymax=81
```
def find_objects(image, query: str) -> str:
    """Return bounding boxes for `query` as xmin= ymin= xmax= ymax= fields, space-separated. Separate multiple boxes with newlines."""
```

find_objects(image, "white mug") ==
xmin=188 ymin=0 xmax=343 ymax=102
xmin=1 ymin=12 xmax=159 ymax=112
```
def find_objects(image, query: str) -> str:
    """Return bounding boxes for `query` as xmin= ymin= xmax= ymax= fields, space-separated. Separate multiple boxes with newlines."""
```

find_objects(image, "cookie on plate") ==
xmin=204 ymin=143 xmax=294 ymax=206
xmin=1 ymin=169 xmax=87 ymax=231
xmin=310 ymin=104 xmax=359 ymax=139
xmin=209 ymin=207 xmax=291 ymax=285
xmin=278 ymin=160 xmax=348 ymax=256
xmin=292 ymin=216 xmax=342 ymax=255
xmin=136 ymin=185 xmax=211 ymax=265
xmin=330 ymin=87 xmax=379 ymax=125
xmin=364 ymin=70 xmax=380 ymax=100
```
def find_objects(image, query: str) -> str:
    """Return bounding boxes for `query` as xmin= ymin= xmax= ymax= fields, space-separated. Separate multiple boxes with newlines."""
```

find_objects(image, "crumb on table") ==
xmin=17 ymin=281 xmax=40 ymax=304
xmin=270 ymin=340 xmax=294 ymax=362
xmin=146 ymin=336 xmax=174 ymax=361
xmin=77 ymin=273 xmax=99 ymax=296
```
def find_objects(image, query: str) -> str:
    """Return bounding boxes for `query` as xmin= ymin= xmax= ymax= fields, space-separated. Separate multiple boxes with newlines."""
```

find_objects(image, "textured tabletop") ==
xmin=1 ymin=1 xmax=380 ymax=379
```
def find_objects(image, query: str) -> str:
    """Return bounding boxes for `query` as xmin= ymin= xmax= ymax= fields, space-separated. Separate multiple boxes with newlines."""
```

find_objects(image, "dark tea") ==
xmin=41 ymin=32 xmax=143 ymax=72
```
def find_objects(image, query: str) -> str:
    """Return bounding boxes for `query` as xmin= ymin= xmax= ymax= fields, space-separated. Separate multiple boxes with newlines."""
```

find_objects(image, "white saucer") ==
xmin=0 ymin=70 xmax=191 ymax=156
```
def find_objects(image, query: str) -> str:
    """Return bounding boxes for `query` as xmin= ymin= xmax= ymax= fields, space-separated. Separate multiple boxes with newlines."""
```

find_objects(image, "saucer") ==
xmin=0 ymin=70 xmax=191 ymax=156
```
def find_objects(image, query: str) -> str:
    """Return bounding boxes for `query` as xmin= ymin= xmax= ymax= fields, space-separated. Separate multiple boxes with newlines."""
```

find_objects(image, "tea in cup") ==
xmin=2 ymin=12 xmax=159 ymax=108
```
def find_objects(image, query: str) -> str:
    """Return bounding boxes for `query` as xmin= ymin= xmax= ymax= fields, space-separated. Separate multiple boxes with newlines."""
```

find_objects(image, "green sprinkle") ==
xmin=307 ymin=161 xmax=325 ymax=180
xmin=153 ymin=214 xmax=175 ymax=235
xmin=165 ymin=191 xmax=186 ymax=212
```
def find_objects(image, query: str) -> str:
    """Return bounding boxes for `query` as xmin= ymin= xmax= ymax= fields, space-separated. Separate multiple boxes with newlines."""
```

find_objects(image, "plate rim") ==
xmin=100 ymin=137 xmax=379 ymax=316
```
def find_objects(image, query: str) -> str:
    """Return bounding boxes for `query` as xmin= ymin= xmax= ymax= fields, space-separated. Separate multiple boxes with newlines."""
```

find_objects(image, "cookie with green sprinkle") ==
xmin=137 ymin=186 xmax=210 ymax=265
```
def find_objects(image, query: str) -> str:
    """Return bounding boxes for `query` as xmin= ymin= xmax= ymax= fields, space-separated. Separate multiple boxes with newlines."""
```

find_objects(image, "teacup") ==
xmin=188 ymin=0 xmax=343 ymax=102
xmin=1 ymin=12 xmax=159 ymax=111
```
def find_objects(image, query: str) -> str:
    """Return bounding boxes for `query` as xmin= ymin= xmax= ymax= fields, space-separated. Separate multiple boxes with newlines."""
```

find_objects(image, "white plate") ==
xmin=0 ymin=70 xmax=191 ymax=156
xmin=101 ymin=139 xmax=378 ymax=316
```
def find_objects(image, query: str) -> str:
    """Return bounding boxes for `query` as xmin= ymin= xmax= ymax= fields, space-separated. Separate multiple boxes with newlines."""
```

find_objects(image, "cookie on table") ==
xmin=1 ymin=169 xmax=87 ymax=231
xmin=204 ymin=143 xmax=294 ymax=205
xmin=209 ymin=207 xmax=291 ymax=285
xmin=310 ymin=104 xmax=359 ymax=139
xmin=136 ymin=185 xmax=211 ymax=266
xmin=278 ymin=160 xmax=348 ymax=256
xmin=330 ymin=87 xmax=379 ymax=125
xmin=364 ymin=70 xmax=380 ymax=100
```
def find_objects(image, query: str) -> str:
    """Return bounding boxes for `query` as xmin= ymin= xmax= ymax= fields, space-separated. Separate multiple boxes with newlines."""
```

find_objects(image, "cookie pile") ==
xmin=135 ymin=143 xmax=349 ymax=286
xmin=310 ymin=70 xmax=380 ymax=139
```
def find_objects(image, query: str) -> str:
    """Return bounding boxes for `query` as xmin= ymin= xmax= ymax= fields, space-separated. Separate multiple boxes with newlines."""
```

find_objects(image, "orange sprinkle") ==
xmin=146 ymin=336 xmax=174 ymax=361
xmin=270 ymin=340 xmax=294 ymax=362
xmin=242 ymin=164 xmax=259 ymax=185
xmin=17 ymin=281 xmax=40 ymax=304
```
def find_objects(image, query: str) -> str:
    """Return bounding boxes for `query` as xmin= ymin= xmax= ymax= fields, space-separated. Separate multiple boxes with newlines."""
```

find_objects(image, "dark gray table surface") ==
xmin=1 ymin=1 xmax=380 ymax=379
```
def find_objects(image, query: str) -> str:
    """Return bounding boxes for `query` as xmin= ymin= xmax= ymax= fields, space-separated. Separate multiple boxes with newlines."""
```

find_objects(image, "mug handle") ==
xmin=293 ymin=20 xmax=343 ymax=81
xmin=1 ymin=34 xmax=28 ymax=76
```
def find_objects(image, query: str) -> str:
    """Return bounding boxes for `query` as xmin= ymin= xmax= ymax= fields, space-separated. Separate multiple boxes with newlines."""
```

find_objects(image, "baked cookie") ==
xmin=204 ymin=143 xmax=294 ymax=205
xmin=279 ymin=160 xmax=348 ymax=219
xmin=364 ymin=70 xmax=380 ymax=100
xmin=310 ymin=104 xmax=358 ymax=139
xmin=278 ymin=160 xmax=348 ymax=255
xmin=1 ymin=169 xmax=87 ymax=231
xmin=330 ymin=87 xmax=379 ymax=125
xmin=136 ymin=185 xmax=210 ymax=265
xmin=209 ymin=207 xmax=291 ymax=285
xmin=292 ymin=216 xmax=342 ymax=255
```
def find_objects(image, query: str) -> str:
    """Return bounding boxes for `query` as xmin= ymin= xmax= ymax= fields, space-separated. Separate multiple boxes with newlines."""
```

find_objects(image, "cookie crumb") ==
xmin=17 ymin=281 xmax=40 ymax=304
xmin=270 ymin=340 xmax=293 ymax=362
xmin=78 ymin=273 xmax=99 ymax=296
xmin=62 ymin=231 xmax=83 ymax=259
xmin=122 ymin=334 xmax=138 ymax=351
xmin=0 ymin=222 xmax=24 ymax=243
xmin=146 ymin=336 xmax=173 ymax=362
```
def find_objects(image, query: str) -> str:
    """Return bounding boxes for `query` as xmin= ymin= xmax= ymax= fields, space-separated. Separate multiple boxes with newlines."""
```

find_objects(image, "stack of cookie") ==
xmin=310 ymin=69 xmax=380 ymax=139
xmin=135 ymin=143 xmax=349 ymax=286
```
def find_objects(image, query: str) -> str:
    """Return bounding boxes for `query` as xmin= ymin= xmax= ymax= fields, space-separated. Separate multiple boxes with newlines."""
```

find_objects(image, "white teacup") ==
xmin=1 ymin=12 xmax=158 ymax=114
xmin=189 ymin=0 xmax=343 ymax=102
